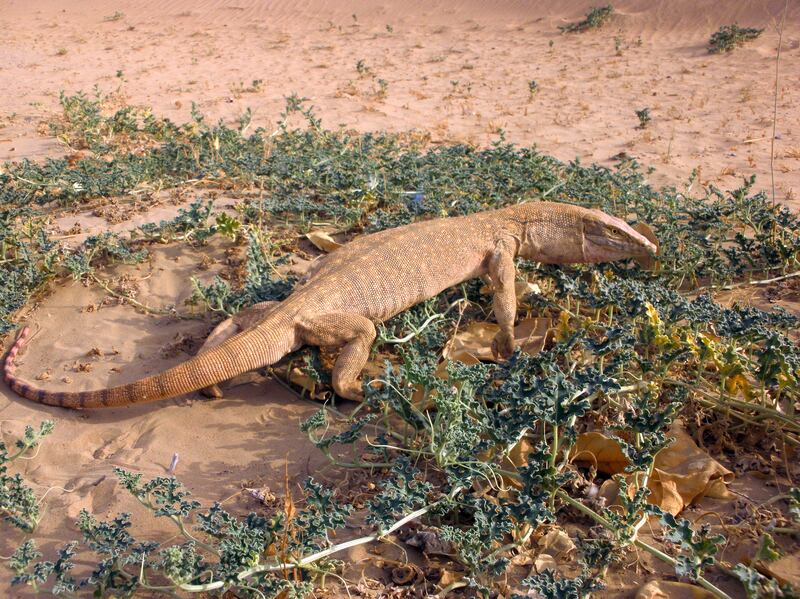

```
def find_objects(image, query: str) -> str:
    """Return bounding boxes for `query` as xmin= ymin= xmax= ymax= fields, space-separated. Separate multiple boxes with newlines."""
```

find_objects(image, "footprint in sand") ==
xmin=60 ymin=475 xmax=119 ymax=519
xmin=91 ymin=419 xmax=160 ymax=462
xmin=92 ymin=428 xmax=137 ymax=460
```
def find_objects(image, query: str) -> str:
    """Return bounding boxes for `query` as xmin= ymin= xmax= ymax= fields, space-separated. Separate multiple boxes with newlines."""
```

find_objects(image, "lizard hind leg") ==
xmin=197 ymin=301 xmax=279 ymax=398
xmin=297 ymin=313 xmax=376 ymax=401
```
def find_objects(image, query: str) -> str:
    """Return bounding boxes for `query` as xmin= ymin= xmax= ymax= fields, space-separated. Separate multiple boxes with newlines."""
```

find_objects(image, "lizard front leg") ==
xmin=489 ymin=239 xmax=518 ymax=360
xmin=297 ymin=313 xmax=376 ymax=401
xmin=197 ymin=301 xmax=279 ymax=398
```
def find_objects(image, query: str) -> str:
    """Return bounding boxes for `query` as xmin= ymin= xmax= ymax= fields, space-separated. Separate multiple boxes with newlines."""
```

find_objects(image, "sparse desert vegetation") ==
xmin=708 ymin=24 xmax=764 ymax=54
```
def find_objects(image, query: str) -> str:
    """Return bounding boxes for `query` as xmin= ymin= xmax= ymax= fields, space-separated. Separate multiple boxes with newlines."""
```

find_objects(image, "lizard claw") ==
xmin=491 ymin=331 xmax=516 ymax=361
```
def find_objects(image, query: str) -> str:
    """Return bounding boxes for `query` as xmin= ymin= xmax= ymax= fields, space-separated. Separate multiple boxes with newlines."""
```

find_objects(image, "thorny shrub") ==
xmin=559 ymin=5 xmax=614 ymax=34
xmin=708 ymin=24 xmax=763 ymax=54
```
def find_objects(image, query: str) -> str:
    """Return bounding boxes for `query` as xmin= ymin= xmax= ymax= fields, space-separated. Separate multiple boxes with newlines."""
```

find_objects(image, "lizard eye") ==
xmin=608 ymin=227 xmax=623 ymax=238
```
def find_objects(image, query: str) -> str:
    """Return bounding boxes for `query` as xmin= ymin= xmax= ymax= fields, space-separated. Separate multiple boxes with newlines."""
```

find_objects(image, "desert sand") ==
xmin=1 ymin=1 xmax=799 ymax=597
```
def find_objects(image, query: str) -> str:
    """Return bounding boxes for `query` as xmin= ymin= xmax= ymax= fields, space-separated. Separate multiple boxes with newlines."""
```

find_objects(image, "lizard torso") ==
xmin=288 ymin=210 xmax=506 ymax=322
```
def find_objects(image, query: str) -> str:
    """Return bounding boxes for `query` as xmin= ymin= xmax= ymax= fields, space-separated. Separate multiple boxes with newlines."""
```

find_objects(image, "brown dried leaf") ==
xmin=571 ymin=431 xmax=629 ymax=474
xmin=570 ymin=423 xmax=733 ymax=514
xmin=287 ymin=367 xmax=329 ymax=400
xmin=636 ymin=580 xmax=716 ymax=599
xmin=306 ymin=230 xmax=342 ymax=252
xmin=533 ymin=553 xmax=558 ymax=574
xmin=444 ymin=318 xmax=553 ymax=362
xmin=756 ymin=555 xmax=800 ymax=587
xmin=391 ymin=564 xmax=419 ymax=585
xmin=537 ymin=528 xmax=576 ymax=557
xmin=649 ymin=423 xmax=733 ymax=514
xmin=283 ymin=461 xmax=296 ymax=523
xmin=507 ymin=438 xmax=534 ymax=469
xmin=633 ymin=222 xmax=659 ymax=271
xmin=438 ymin=569 xmax=464 ymax=587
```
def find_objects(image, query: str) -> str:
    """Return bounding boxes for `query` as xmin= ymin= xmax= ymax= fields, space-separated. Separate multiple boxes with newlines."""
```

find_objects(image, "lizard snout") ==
xmin=632 ymin=223 xmax=659 ymax=257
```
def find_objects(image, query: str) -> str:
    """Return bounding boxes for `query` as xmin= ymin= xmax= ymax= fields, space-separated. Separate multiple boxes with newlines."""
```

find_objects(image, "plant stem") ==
xmin=557 ymin=491 xmax=734 ymax=599
xmin=667 ymin=379 xmax=800 ymax=437
xmin=90 ymin=274 xmax=196 ymax=319
xmin=179 ymin=489 xmax=462 ymax=593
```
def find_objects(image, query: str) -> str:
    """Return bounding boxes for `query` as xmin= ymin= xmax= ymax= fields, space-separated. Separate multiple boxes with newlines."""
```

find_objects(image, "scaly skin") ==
xmin=4 ymin=202 xmax=656 ymax=409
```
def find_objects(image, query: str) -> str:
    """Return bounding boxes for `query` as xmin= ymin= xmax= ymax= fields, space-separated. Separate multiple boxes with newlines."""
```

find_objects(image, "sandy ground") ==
xmin=1 ymin=1 xmax=799 ymax=596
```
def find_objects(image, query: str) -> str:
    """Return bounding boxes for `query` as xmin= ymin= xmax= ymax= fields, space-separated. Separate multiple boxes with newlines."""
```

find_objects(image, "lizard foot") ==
xmin=199 ymin=384 xmax=224 ymax=399
xmin=491 ymin=331 xmax=516 ymax=361
xmin=334 ymin=382 xmax=364 ymax=402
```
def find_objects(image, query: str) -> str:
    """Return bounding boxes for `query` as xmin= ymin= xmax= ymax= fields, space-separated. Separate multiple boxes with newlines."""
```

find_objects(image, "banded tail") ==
xmin=4 ymin=318 xmax=295 ymax=409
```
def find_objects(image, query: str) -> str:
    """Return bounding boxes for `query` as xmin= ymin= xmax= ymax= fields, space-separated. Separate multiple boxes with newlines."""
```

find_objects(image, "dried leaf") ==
xmin=444 ymin=318 xmax=553 ymax=362
xmin=306 ymin=230 xmax=342 ymax=252
xmin=287 ymin=367 xmax=329 ymax=400
xmin=571 ymin=432 xmax=629 ymax=474
xmin=283 ymin=460 xmax=296 ymax=523
xmin=438 ymin=569 xmax=465 ymax=587
xmin=533 ymin=553 xmax=558 ymax=574
xmin=636 ymin=580 xmax=716 ymax=599
xmin=516 ymin=280 xmax=543 ymax=300
xmin=537 ymin=528 xmax=576 ymax=557
xmin=755 ymin=555 xmax=800 ymax=588
xmin=507 ymin=438 xmax=534 ymax=469
xmin=391 ymin=564 xmax=420 ymax=585
xmin=570 ymin=424 xmax=733 ymax=514
xmin=633 ymin=222 xmax=659 ymax=270
xmin=649 ymin=423 xmax=733 ymax=514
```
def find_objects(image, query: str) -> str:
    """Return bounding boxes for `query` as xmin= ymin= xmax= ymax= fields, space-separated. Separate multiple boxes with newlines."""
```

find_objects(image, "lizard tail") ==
xmin=4 ymin=318 xmax=296 ymax=409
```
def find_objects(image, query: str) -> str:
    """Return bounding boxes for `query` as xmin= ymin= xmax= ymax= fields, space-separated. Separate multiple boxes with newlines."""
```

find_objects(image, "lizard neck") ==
xmin=490 ymin=213 xmax=526 ymax=256
xmin=495 ymin=203 xmax=586 ymax=264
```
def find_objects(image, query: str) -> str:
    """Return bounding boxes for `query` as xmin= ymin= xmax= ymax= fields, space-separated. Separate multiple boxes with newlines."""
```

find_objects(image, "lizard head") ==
xmin=580 ymin=209 xmax=658 ymax=263
xmin=514 ymin=203 xmax=657 ymax=264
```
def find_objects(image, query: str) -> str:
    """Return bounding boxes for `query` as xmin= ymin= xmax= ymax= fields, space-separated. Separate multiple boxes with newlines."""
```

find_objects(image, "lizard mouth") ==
xmin=630 ymin=239 xmax=658 ymax=257
xmin=584 ymin=234 xmax=657 ymax=261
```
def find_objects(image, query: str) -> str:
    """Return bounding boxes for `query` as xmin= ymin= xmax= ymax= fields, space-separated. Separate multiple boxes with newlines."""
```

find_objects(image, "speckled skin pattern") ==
xmin=4 ymin=202 xmax=656 ymax=409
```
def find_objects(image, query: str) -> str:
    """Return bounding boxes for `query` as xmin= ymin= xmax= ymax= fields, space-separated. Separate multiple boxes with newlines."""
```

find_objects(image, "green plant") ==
xmin=355 ymin=59 xmax=370 ymax=76
xmin=708 ymin=24 xmax=763 ymax=54
xmin=528 ymin=79 xmax=539 ymax=98
xmin=559 ymin=5 xmax=614 ymax=33
xmin=190 ymin=228 xmax=297 ymax=316
xmin=1 ymin=421 xmax=55 ymax=532
xmin=635 ymin=107 xmax=651 ymax=129
xmin=375 ymin=78 xmax=389 ymax=99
